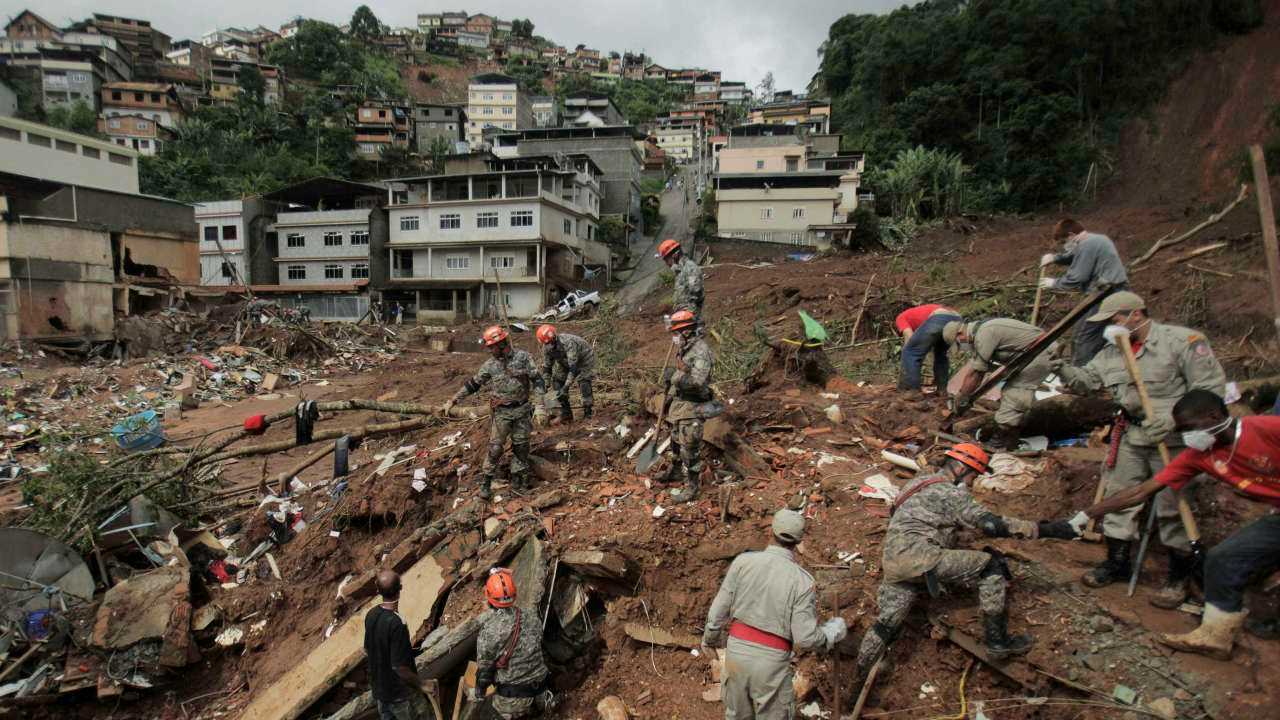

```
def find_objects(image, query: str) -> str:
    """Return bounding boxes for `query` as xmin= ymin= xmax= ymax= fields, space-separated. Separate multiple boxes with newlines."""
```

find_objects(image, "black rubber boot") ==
xmin=558 ymin=401 xmax=573 ymax=424
xmin=671 ymin=469 xmax=701 ymax=503
xmin=989 ymin=425 xmax=1021 ymax=451
xmin=984 ymin=611 xmax=1034 ymax=660
xmin=1082 ymin=537 xmax=1132 ymax=588
xmin=513 ymin=471 xmax=532 ymax=492
xmin=1149 ymin=550 xmax=1195 ymax=609
xmin=582 ymin=405 xmax=593 ymax=419
xmin=478 ymin=475 xmax=493 ymax=500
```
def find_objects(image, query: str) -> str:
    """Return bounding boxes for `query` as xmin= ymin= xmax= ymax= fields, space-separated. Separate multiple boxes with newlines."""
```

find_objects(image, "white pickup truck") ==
xmin=533 ymin=290 xmax=601 ymax=322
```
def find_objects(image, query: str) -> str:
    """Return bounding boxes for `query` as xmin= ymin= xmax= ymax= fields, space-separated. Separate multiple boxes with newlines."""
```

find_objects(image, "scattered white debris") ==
xmin=411 ymin=479 xmax=427 ymax=493
xmin=652 ymin=505 xmax=666 ymax=518
xmin=215 ymin=627 xmax=244 ymax=647
xmin=799 ymin=701 xmax=828 ymax=718
xmin=820 ymin=392 xmax=840 ymax=400
xmin=816 ymin=452 xmax=852 ymax=467
xmin=413 ymin=467 xmax=427 ymax=480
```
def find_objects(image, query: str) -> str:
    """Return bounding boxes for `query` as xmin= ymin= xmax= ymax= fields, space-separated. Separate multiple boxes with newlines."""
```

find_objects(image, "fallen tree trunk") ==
xmin=1130 ymin=184 xmax=1250 ymax=267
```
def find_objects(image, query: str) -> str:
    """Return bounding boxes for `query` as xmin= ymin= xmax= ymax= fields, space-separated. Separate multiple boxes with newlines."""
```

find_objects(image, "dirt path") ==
xmin=616 ymin=166 xmax=695 ymax=315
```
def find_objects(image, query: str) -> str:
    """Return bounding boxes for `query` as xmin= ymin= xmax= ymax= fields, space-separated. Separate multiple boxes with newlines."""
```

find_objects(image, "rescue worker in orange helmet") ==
xmin=469 ymin=569 xmax=554 ymax=718
xmin=852 ymin=443 xmax=1081 ymax=678
xmin=535 ymin=324 xmax=596 ymax=423
xmin=656 ymin=239 xmax=704 ymax=316
xmin=442 ymin=326 xmax=546 ymax=499
xmin=659 ymin=310 xmax=715 ymax=503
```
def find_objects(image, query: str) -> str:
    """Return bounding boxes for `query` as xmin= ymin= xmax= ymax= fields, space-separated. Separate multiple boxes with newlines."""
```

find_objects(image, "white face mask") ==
xmin=1181 ymin=417 xmax=1231 ymax=452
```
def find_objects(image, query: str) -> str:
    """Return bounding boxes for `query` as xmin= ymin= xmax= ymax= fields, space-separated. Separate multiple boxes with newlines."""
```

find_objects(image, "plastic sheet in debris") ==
xmin=858 ymin=473 xmax=900 ymax=504
xmin=975 ymin=453 xmax=1043 ymax=494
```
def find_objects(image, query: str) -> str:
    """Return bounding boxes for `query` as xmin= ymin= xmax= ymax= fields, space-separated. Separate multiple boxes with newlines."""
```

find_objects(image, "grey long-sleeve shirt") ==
xmin=702 ymin=545 xmax=825 ymax=654
xmin=1052 ymin=232 xmax=1128 ymax=292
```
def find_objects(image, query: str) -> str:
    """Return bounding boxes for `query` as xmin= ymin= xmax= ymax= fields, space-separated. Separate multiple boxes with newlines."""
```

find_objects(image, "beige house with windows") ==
xmin=382 ymin=155 xmax=609 ymax=322
xmin=465 ymin=73 xmax=531 ymax=149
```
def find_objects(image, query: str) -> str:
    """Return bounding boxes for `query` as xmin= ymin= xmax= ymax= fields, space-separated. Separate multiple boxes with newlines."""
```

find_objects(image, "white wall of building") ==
xmin=0 ymin=116 xmax=139 ymax=194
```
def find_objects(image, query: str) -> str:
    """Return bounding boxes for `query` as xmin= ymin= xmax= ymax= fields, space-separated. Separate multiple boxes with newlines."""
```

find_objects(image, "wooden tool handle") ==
xmin=1031 ymin=266 xmax=1046 ymax=326
xmin=1116 ymin=335 xmax=1201 ymax=542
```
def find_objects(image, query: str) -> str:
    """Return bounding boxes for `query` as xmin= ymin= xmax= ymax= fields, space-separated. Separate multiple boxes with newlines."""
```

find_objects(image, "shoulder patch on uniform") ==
xmin=1191 ymin=340 xmax=1212 ymax=357
xmin=1186 ymin=333 xmax=1202 ymax=344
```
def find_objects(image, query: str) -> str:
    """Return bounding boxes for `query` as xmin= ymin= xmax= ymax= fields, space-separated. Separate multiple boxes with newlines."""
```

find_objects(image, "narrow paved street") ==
xmin=616 ymin=165 xmax=696 ymax=314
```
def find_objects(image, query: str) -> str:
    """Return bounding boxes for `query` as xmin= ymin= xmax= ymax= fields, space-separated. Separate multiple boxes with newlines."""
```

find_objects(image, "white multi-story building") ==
xmin=465 ymin=73 xmax=532 ymax=149
xmin=383 ymin=156 xmax=610 ymax=322
xmin=195 ymin=200 xmax=245 ymax=285
xmin=274 ymin=208 xmax=375 ymax=288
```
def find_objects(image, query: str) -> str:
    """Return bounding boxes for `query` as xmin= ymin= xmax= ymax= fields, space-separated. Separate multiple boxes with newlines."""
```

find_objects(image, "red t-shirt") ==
xmin=895 ymin=304 xmax=951 ymax=334
xmin=1155 ymin=416 xmax=1280 ymax=508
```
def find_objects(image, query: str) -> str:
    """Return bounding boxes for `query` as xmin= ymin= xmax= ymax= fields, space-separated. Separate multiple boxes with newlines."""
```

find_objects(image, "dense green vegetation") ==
xmin=816 ymin=0 xmax=1264 ymax=212
xmin=264 ymin=18 xmax=405 ymax=100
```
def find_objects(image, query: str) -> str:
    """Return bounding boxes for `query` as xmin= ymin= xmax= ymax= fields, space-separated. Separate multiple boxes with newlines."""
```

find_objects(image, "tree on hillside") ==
xmin=45 ymin=100 xmax=98 ymax=135
xmin=755 ymin=72 xmax=775 ymax=104
xmin=427 ymin=136 xmax=452 ymax=173
xmin=350 ymin=5 xmax=384 ymax=42
xmin=505 ymin=60 xmax=545 ymax=95
xmin=237 ymin=64 xmax=265 ymax=106
xmin=265 ymin=20 xmax=404 ymax=99
xmin=511 ymin=19 xmax=535 ymax=38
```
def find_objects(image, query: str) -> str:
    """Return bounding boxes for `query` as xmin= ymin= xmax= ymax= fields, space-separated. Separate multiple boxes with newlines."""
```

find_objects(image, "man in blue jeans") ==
xmin=896 ymin=304 xmax=962 ymax=393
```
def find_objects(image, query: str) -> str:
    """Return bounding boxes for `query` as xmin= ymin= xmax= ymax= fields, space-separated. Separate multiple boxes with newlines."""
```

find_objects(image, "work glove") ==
xmin=441 ymin=399 xmax=455 ymax=416
xmin=467 ymin=687 xmax=484 ymax=703
xmin=1067 ymin=510 xmax=1090 ymax=535
xmin=1102 ymin=325 xmax=1130 ymax=346
xmin=1140 ymin=413 xmax=1175 ymax=442
xmin=820 ymin=617 xmax=848 ymax=650
xmin=1039 ymin=253 xmax=1057 ymax=267
xmin=702 ymin=628 xmax=727 ymax=649
xmin=662 ymin=366 xmax=676 ymax=385
xmin=1037 ymin=519 xmax=1079 ymax=540
xmin=533 ymin=405 xmax=548 ymax=428
xmin=1038 ymin=276 xmax=1057 ymax=290
xmin=951 ymin=394 xmax=973 ymax=415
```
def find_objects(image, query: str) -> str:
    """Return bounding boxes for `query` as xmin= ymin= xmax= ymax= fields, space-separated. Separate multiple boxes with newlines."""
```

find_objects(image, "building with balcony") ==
xmin=466 ymin=73 xmax=531 ymax=149
xmin=101 ymin=82 xmax=185 ymax=128
xmin=380 ymin=155 xmax=609 ymax=322
xmin=208 ymin=57 xmax=286 ymax=106
xmin=354 ymin=101 xmax=411 ymax=158
xmin=0 ymin=29 xmax=133 ymax=111
xmin=71 ymin=14 xmax=170 ymax=81
xmin=747 ymin=91 xmax=832 ymax=134
xmin=530 ymin=96 xmax=558 ymax=128
xmin=194 ymin=200 xmax=246 ymax=285
xmin=563 ymin=91 xmax=624 ymax=127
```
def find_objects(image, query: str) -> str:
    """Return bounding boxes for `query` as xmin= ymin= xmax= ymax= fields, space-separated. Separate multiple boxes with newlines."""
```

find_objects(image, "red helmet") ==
xmin=945 ymin=443 xmax=990 ymax=474
xmin=535 ymin=324 xmax=558 ymax=344
xmin=656 ymin=239 xmax=682 ymax=260
xmin=482 ymin=325 xmax=509 ymax=347
xmin=669 ymin=310 xmax=697 ymax=332
xmin=485 ymin=568 xmax=517 ymax=608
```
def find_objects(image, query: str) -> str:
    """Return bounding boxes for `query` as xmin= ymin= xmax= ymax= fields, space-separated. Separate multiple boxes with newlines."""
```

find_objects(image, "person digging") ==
xmin=656 ymin=309 xmax=715 ymax=503
xmin=535 ymin=324 xmax=595 ymax=423
xmin=470 ymin=568 xmax=555 ymax=718
xmin=1078 ymin=389 xmax=1280 ymax=660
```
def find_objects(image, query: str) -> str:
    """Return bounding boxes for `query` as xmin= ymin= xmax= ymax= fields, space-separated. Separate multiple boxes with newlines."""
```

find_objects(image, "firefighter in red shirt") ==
xmin=1079 ymin=389 xmax=1280 ymax=660
xmin=895 ymin=304 xmax=962 ymax=393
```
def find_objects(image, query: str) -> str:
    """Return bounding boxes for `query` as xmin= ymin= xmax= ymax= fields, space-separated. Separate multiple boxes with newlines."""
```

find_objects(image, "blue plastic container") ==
xmin=111 ymin=410 xmax=166 ymax=451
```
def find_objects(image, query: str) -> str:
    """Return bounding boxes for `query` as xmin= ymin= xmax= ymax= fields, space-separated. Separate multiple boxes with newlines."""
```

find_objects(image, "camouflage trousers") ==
xmin=1100 ymin=435 xmax=1192 ymax=550
xmin=484 ymin=691 xmax=551 ymax=720
xmin=855 ymin=549 xmax=1006 ymax=671
xmin=549 ymin=368 xmax=594 ymax=412
xmin=672 ymin=417 xmax=705 ymax=475
xmin=994 ymin=342 xmax=1057 ymax=428
xmin=484 ymin=403 xmax=532 ymax=478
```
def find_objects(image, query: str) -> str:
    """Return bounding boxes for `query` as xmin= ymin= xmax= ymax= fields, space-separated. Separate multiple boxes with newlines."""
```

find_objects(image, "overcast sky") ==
xmin=6 ymin=1 xmax=907 ymax=91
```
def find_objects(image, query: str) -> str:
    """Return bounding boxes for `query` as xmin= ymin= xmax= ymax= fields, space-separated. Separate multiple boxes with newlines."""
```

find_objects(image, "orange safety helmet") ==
xmin=944 ymin=443 xmax=990 ymax=475
xmin=535 ymin=324 xmax=558 ymax=344
xmin=485 ymin=568 xmax=517 ymax=608
xmin=481 ymin=325 xmax=509 ymax=347
xmin=669 ymin=309 xmax=697 ymax=332
xmin=656 ymin=238 xmax=682 ymax=260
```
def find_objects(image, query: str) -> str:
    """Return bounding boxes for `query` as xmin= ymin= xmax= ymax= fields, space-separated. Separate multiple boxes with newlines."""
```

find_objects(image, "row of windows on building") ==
xmin=469 ymin=93 xmax=515 ymax=101
xmin=286 ymin=264 xmax=370 ymax=280
xmin=285 ymin=230 xmax=371 ymax=248
xmin=203 ymin=225 xmax=237 ymax=241
xmin=467 ymin=121 xmax=515 ymax=130
xmin=399 ymin=211 xmax=533 ymax=231
xmin=477 ymin=107 xmax=514 ymax=116
xmin=0 ymin=125 xmax=133 ymax=166
xmin=396 ymin=254 xmax=518 ymax=271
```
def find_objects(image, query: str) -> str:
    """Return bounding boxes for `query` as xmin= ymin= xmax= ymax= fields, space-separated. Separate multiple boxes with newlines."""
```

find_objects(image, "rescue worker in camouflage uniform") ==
xmin=534 ymin=324 xmax=595 ymax=423
xmin=469 ymin=569 xmax=554 ymax=719
xmin=853 ymin=444 xmax=1079 ymax=678
xmin=1053 ymin=291 xmax=1226 ymax=607
xmin=659 ymin=309 xmax=714 ymax=503
xmin=657 ymin=238 xmax=704 ymax=316
xmin=442 ymin=326 xmax=547 ymax=500
xmin=945 ymin=318 xmax=1057 ymax=450
xmin=703 ymin=509 xmax=848 ymax=720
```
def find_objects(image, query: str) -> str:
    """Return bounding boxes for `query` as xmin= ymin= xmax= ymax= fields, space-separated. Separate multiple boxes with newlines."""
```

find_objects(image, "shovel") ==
xmin=635 ymin=343 xmax=674 ymax=474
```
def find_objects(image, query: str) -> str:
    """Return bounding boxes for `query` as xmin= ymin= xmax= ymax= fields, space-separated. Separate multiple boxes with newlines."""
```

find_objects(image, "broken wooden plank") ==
xmin=926 ymin=614 xmax=1045 ymax=693
xmin=237 ymin=553 xmax=447 ymax=720
xmin=623 ymin=622 xmax=700 ymax=649
xmin=561 ymin=550 xmax=627 ymax=579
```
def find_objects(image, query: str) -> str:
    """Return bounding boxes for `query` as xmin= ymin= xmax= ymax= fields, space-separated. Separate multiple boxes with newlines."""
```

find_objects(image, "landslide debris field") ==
xmin=4 ymin=194 xmax=1280 ymax=720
